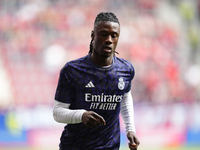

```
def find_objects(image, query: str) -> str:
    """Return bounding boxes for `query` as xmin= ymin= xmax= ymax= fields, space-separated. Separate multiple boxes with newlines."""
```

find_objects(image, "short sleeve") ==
xmin=54 ymin=64 xmax=74 ymax=103
xmin=125 ymin=63 xmax=135 ymax=93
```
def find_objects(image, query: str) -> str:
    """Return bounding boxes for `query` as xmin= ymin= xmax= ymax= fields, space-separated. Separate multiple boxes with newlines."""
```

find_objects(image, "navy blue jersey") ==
xmin=55 ymin=54 xmax=135 ymax=150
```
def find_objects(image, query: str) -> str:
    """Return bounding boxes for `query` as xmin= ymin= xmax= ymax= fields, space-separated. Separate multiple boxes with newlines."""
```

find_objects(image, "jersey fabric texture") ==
xmin=55 ymin=54 xmax=135 ymax=150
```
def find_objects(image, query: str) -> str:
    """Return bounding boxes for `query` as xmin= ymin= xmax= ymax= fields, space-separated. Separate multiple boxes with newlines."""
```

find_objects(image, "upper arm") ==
xmin=125 ymin=63 xmax=135 ymax=93
xmin=54 ymin=65 xmax=75 ymax=103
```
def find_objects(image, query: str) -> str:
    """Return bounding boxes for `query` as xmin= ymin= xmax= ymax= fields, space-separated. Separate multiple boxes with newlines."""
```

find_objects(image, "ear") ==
xmin=91 ymin=30 xmax=94 ymax=41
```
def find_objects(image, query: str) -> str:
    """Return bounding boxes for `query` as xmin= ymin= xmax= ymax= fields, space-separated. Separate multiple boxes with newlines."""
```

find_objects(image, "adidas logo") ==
xmin=85 ymin=81 xmax=95 ymax=88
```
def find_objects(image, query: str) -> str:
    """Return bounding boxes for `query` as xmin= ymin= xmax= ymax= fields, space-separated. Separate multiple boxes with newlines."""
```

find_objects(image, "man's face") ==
xmin=92 ymin=21 xmax=120 ymax=58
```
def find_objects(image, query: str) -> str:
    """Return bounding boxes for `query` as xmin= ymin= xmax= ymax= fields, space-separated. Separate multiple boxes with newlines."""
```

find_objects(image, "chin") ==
xmin=101 ymin=53 xmax=113 ymax=58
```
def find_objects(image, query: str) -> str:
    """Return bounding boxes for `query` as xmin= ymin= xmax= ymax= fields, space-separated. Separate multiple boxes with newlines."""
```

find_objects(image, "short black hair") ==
xmin=89 ymin=12 xmax=120 ymax=54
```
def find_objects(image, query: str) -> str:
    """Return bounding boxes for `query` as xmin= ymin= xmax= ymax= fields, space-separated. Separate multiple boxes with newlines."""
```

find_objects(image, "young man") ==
xmin=53 ymin=12 xmax=140 ymax=150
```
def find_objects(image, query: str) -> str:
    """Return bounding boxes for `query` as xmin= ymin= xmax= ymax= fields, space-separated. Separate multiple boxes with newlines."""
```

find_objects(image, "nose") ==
xmin=105 ymin=35 xmax=112 ymax=44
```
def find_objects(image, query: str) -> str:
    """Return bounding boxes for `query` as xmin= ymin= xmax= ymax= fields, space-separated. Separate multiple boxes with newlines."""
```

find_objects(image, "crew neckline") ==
xmin=87 ymin=54 xmax=115 ymax=70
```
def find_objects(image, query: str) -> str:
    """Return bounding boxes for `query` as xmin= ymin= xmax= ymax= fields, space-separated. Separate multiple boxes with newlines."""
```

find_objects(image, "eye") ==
xmin=112 ymin=34 xmax=117 ymax=38
xmin=112 ymin=34 xmax=118 ymax=38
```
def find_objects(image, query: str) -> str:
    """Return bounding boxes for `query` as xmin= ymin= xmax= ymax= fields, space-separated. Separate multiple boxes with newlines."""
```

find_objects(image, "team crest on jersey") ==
xmin=118 ymin=77 xmax=125 ymax=90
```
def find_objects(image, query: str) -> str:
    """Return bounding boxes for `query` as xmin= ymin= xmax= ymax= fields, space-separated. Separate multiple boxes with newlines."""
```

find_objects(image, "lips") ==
xmin=103 ymin=46 xmax=112 ymax=52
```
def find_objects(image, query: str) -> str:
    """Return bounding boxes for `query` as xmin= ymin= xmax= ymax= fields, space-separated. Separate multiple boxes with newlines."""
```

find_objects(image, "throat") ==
xmin=90 ymin=53 xmax=113 ymax=67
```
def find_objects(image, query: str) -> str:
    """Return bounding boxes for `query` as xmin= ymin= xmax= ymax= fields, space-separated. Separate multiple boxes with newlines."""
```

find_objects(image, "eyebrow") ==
xmin=99 ymin=30 xmax=119 ymax=35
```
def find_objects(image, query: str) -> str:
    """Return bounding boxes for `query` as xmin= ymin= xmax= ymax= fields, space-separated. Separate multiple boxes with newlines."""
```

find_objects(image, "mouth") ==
xmin=103 ymin=46 xmax=112 ymax=53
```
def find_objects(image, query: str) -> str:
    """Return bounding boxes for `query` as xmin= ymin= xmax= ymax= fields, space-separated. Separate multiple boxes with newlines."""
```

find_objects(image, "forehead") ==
xmin=94 ymin=21 xmax=120 ymax=33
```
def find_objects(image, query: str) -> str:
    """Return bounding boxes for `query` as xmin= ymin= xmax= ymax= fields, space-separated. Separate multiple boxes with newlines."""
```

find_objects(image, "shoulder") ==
xmin=114 ymin=56 xmax=135 ymax=78
xmin=114 ymin=56 xmax=134 ymax=71
xmin=61 ymin=55 xmax=89 ymax=72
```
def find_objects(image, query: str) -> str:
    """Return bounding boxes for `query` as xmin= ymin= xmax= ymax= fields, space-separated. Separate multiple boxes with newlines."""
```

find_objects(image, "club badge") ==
xmin=118 ymin=77 xmax=125 ymax=90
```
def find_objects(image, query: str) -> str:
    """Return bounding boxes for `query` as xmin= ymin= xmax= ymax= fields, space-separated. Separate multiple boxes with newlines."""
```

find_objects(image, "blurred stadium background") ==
xmin=0 ymin=0 xmax=200 ymax=150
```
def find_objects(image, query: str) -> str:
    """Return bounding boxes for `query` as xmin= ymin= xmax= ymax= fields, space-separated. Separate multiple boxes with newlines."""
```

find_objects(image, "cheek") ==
xmin=113 ymin=40 xmax=119 ymax=47
xmin=94 ymin=39 xmax=104 ymax=47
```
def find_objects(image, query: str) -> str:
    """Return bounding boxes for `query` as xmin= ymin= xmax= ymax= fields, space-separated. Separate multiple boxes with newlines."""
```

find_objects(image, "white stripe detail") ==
xmin=85 ymin=81 xmax=95 ymax=88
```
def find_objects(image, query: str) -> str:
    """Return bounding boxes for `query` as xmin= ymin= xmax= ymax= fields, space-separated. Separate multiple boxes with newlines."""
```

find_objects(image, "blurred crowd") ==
xmin=0 ymin=0 xmax=200 ymax=109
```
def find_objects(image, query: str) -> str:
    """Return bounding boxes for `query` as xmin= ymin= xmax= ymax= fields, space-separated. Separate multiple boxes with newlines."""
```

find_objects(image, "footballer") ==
xmin=53 ymin=12 xmax=140 ymax=150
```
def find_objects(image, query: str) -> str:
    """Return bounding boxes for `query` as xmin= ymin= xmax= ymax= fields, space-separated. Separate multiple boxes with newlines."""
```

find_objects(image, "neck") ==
xmin=90 ymin=52 xmax=113 ymax=66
